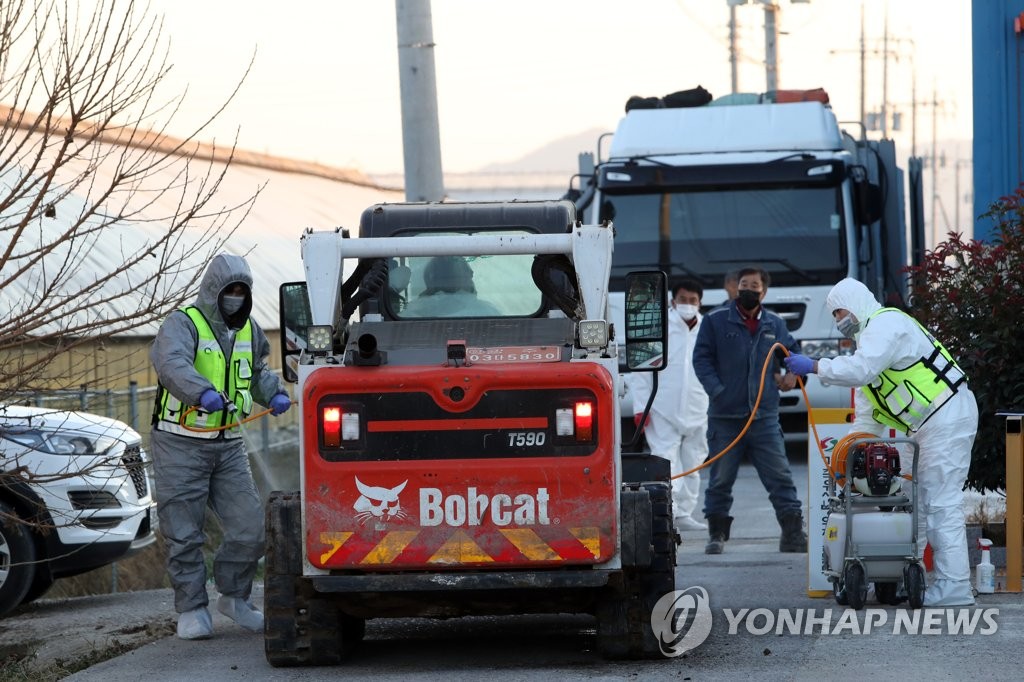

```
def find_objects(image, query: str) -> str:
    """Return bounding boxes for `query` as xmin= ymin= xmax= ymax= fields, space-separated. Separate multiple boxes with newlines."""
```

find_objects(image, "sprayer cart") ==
xmin=822 ymin=437 xmax=926 ymax=609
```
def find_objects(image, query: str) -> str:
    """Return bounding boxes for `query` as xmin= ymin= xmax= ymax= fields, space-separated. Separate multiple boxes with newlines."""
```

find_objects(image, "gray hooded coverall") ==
xmin=150 ymin=254 xmax=285 ymax=613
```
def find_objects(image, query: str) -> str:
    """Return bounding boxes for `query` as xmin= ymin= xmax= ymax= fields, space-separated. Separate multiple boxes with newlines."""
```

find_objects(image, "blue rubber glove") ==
xmin=269 ymin=393 xmax=292 ymax=416
xmin=199 ymin=388 xmax=225 ymax=412
xmin=784 ymin=354 xmax=816 ymax=376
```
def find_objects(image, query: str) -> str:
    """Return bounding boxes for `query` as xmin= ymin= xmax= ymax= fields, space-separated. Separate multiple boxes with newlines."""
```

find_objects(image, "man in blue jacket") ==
xmin=692 ymin=267 xmax=807 ymax=554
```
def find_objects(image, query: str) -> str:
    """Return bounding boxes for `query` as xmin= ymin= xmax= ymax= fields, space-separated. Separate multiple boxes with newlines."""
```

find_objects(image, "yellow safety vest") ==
xmin=862 ymin=307 xmax=966 ymax=434
xmin=155 ymin=307 xmax=254 ymax=439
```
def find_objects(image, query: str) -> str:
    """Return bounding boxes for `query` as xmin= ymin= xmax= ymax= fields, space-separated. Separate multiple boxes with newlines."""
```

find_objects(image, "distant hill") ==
xmin=475 ymin=128 xmax=606 ymax=174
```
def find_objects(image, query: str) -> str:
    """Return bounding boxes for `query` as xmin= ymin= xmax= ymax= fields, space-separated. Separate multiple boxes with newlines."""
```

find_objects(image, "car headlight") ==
xmin=45 ymin=433 xmax=119 ymax=456
xmin=800 ymin=338 xmax=856 ymax=360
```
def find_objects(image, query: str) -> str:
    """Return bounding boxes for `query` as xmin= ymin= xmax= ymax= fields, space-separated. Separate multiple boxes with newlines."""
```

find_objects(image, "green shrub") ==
xmin=907 ymin=188 xmax=1024 ymax=493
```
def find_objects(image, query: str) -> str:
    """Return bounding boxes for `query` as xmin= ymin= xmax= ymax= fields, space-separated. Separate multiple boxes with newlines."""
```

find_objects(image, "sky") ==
xmin=142 ymin=0 xmax=972 ymax=176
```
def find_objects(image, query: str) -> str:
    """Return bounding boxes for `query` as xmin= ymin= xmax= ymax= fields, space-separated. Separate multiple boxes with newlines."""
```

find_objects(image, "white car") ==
xmin=0 ymin=405 xmax=156 ymax=617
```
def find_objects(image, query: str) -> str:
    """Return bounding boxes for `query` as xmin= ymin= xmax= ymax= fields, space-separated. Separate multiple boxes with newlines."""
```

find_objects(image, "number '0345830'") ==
xmin=508 ymin=432 xmax=546 ymax=447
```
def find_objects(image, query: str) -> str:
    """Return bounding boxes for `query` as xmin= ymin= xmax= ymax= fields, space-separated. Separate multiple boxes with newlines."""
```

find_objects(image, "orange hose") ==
xmin=179 ymin=401 xmax=295 ymax=433
xmin=827 ymin=431 xmax=880 ymax=480
xmin=671 ymin=342 xmax=832 ymax=479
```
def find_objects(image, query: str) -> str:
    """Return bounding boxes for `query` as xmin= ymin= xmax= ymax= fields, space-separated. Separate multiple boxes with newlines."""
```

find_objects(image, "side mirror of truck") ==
xmin=854 ymin=179 xmax=884 ymax=226
xmin=279 ymin=282 xmax=312 ymax=383
xmin=623 ymin=271 xmax=668 ymax=372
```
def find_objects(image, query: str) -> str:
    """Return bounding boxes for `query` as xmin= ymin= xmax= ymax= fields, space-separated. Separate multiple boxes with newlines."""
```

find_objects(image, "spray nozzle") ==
xmin=978 ymin=538 xmax=993 ymax=551
xmin=219 ymin=391 xmax=238 ymax=414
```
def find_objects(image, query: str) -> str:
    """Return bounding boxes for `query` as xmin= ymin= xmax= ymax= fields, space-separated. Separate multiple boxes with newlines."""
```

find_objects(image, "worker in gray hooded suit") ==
xmin=150 ymin=253 xmax=292 ymax=639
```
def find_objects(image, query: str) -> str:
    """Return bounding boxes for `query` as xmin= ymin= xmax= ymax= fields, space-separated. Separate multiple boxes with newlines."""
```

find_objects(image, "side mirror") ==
xmin=279 ymin=282 xmax=312 ymax=383
xmin=854 ymin=179 xmax=884 ymax=226
xmin=624 ymin=271 xmax=668 ymax=372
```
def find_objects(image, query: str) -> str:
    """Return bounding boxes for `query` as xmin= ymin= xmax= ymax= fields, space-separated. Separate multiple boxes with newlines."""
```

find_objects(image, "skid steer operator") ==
xmin=784 ymin=277 xmax=978 ymax=607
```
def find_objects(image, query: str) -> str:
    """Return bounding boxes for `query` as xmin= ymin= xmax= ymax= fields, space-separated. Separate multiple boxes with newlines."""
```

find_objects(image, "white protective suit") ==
xmin=816 ymin=278 xmax=978 ymax=606
xmin=629 ymin=307 xmax=710 ymax=525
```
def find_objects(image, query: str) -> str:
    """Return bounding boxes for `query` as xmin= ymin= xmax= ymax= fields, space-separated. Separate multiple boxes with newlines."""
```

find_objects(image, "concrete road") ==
xmin=14 ymin=458 xmax=1022 ymax=680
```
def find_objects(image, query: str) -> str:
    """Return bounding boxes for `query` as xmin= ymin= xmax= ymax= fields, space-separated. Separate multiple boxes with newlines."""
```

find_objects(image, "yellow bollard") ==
xmin=1005 ymin=414 xmax=1023 ymax=593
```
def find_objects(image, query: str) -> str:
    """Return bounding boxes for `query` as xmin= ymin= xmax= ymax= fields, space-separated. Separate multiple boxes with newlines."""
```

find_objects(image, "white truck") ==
xmin=271 ymin=200 xmax=679 ymax=664
xmin=568 ymin=92 xmax=924 ymax=441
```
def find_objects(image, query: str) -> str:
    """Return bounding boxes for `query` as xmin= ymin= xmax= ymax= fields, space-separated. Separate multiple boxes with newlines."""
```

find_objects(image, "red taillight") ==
xmin=323 ymin=406 xmax=341 ymax=447
xmin=574 ymin=401 xmax=593 ymax=441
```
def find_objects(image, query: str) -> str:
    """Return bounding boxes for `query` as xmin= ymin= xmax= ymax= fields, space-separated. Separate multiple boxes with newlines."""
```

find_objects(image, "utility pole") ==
xmin=395 ymin=0 xmax=445 ymax=202
xmin=730 ymin=3 xmax=739 ymax=93
xmin=930 ymin=83 xmax=941 ymax=244
xmin=859 ymin=3 xmax=866 ymax=130
xmin=763 ymin=2 xmax=779 ymax=92
xmin=881 ymin=5 xmax=889 ymax=138
xmin=954 ymin=159 xmax=972 ymax=229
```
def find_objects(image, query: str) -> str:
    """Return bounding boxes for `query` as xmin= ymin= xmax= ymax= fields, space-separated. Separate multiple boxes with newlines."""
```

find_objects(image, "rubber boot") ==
xmin=778 ymin=512 xmax=808 ymax=553
xmin=704 ymin=515 xmax=733 ymax=555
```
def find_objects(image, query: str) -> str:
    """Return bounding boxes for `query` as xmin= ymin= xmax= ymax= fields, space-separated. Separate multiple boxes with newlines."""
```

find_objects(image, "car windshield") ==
xmin=602 ymin=186 xmax=847 ymax=288
xmin=389 ymin=230 xmax=543 ymax=319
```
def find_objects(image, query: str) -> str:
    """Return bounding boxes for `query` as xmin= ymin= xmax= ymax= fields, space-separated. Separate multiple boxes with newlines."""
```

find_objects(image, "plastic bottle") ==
xmin=976 ymin=538 xmax=995 ymax=594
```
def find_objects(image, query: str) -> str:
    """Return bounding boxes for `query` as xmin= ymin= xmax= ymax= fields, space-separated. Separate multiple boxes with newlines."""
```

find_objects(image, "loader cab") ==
xmin=357 ymin=200 xmax=581 ymax=322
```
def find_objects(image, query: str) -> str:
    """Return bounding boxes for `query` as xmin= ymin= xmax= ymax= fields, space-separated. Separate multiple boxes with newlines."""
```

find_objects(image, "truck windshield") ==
xmin=392 ymin=231 xmax=544 ymax=319
xmin=603 ymin=186 xmax=847 ymax=288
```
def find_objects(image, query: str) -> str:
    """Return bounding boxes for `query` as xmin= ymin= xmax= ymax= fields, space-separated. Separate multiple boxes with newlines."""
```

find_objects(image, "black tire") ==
xmin=874 ymin=581 xmax=901 ymax=605
xmin=597 ymin=483 xmax=675 ymax=660
xmin=20 ymin=570 xmax=54 ymax=606
xmin=264 ymin=491 xmax=364 ymax=667
xmin=844 ymin=563 xmax=867 ymax=610
xmin=832 ymin=579 xmax=849 ymax=606
xmin=906 ymin=562 xmax=926 ymax=609
xmin=0 ymin=500 xmax=36 ymax=618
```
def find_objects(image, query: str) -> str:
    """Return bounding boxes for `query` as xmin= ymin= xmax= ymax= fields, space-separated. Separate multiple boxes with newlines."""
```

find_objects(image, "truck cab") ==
xmin=571 ymin=96 xmax=921 ymax=440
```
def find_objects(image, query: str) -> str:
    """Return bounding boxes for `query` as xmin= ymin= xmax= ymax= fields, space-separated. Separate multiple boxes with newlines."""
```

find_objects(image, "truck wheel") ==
xmin=597 ymin=482 xmax=675 ymax=659
xmin=0 ymin=500 xmax=36 ymax=618
xmin=264 ymin=491 xmax=365 ymax=667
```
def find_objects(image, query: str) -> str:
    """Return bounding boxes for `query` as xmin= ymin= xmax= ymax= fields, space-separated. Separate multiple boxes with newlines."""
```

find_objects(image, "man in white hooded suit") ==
xmin=784 ymin=277 xmax=977 ymax=606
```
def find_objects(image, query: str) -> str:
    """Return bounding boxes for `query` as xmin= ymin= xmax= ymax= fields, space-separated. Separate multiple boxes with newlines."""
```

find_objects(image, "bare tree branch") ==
xmin=0 ymin=0 xmax=262 ymax=400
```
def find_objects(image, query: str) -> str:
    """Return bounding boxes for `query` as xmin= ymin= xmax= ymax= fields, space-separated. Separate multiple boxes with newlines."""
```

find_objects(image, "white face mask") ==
xmin=222 ymin=295 xmax=245 ymax=315
xmin=836 ymin=314 xmax=860 ymax=339
xmin=674 ymin=303 xmax=699 ymax=320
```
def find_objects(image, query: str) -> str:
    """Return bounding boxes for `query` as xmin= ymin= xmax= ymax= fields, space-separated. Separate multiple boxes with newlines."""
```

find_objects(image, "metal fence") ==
xmin=9 ymin=381 xmax=300 ymax=459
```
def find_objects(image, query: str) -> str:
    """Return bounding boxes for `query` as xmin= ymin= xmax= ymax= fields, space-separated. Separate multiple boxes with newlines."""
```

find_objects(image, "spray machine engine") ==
xmin=848 ymin=443 xmax=902 ymax=496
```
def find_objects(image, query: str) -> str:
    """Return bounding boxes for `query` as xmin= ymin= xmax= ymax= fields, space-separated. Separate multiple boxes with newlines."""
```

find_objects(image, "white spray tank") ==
xmin=976 ymin=538 xmax=995 ymax=594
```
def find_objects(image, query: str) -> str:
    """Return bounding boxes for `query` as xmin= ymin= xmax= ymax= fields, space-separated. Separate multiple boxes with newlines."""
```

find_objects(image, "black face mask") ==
xmin=737 ymin=289 xmax=761 ymax=311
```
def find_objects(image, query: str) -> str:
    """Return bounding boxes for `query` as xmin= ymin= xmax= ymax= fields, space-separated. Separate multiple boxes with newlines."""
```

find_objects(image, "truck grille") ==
xmin=121 ymin=446 xmax=149 ymax=498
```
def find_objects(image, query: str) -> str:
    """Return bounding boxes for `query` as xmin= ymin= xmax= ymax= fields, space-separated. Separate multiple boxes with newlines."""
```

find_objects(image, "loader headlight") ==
xmin=307 ymin=325 xmax=333 ymax=353
xmin=578 ymin=320 xmax=608 ymax=349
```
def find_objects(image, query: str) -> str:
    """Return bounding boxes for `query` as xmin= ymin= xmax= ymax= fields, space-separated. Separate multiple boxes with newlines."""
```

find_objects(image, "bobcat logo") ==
xmin=353 ymin=477 xmax=409 ymax=525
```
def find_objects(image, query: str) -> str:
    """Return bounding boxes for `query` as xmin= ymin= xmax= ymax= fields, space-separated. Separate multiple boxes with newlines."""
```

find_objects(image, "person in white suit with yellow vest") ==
xmin=784 ymin=277 xmax=977 ymax=606
xmin=150 ymin=253 xmax=292 ymax=639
